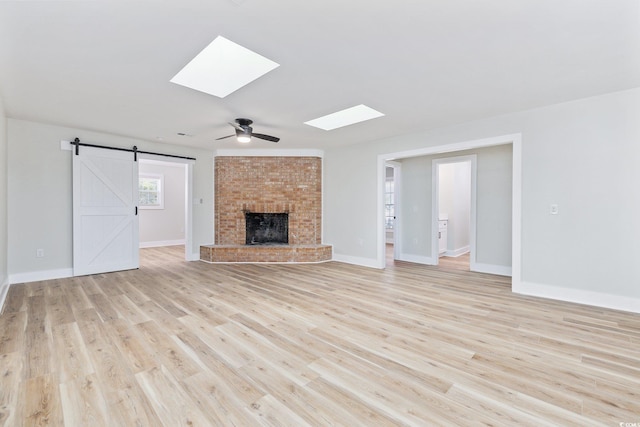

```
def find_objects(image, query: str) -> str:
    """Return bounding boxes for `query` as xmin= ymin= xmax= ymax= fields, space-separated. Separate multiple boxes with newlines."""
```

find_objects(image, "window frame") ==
xmin=138 ymin=173 xmax=165 ymax=210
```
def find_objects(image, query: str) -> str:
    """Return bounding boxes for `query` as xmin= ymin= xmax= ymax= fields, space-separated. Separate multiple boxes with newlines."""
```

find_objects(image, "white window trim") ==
xmin=139 ymin=173 xmax=164 ymax=210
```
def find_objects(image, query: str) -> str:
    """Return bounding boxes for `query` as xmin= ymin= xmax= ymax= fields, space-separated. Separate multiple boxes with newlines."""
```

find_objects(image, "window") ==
xmin=139 ymin=174 xmax=164 ymax=209
xmin=385 ymin=178 xmax=395 ymax=229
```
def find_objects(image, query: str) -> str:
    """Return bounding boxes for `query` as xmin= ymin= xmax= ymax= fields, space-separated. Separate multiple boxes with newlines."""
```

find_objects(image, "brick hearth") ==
xmin=200 ymin=244 xmax=332 ymax=263
xmin=201 ymin=156 xmax=332 ymax=263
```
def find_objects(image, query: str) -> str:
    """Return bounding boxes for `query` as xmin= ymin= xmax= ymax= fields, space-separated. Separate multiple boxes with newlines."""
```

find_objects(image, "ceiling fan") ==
xmin=215 ymin=118 xmax=280 ymax=143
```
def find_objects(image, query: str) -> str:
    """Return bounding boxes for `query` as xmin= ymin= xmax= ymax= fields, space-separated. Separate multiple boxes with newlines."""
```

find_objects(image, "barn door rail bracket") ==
xmin=70 ymin=137 xmax=196 ymax=161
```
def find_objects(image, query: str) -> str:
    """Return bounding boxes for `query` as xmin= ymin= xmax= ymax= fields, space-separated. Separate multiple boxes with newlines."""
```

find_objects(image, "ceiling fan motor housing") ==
xmin=236 ymin=118 xmax=253 ymax=128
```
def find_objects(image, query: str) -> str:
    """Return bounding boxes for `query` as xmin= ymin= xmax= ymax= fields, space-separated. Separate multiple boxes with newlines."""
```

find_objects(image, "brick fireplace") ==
xmin=200 ymin=156 xmax=332 ymax=263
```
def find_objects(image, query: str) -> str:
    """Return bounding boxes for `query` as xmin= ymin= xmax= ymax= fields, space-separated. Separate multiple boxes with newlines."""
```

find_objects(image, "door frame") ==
xmin=376 ymin=133 xmax=521 ymax=289
xmin=138 ymin=153 xmax=196 ymax=261
xmin=431 ymin=155 xmax=476 ymax=267
xmin=384 ymin=161 xmax=402 ymax=262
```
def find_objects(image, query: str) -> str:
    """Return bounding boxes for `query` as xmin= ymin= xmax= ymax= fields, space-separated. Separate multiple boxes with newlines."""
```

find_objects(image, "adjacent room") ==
xmin=1 ymin=1 xmax=639 ymax=425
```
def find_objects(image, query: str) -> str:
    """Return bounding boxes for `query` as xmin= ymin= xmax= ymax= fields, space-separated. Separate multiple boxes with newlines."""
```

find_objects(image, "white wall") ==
xmin=7 ymin=119 xmax=214 ymax=282
xmin=324 ymin=87 xmax=640 ymax=312
xmin=0 ymin=94 xmax=8 ymax=310
xmin=139 ymin=161 xmax=186 ymax=247
xmin=439 ymin=161 xmax=471 ymax=256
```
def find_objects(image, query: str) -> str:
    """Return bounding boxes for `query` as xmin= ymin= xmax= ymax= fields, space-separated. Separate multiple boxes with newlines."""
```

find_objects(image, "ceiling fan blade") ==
xmin=215 ymin=134 xmax=235 ymax=140
xmin=229 ymin=121 xmax=244 ymax=131
xmin=253 ymin=133 xmax=280 ymax=143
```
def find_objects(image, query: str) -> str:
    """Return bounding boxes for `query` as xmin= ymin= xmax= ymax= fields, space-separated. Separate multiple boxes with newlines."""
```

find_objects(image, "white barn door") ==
xmin=72 ymin=146 xmax=139 ymax=276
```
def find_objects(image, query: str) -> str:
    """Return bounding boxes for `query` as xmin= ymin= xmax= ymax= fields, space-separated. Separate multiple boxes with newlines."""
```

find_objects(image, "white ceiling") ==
xmin=1 ymin=0 xmax=639 ymax=150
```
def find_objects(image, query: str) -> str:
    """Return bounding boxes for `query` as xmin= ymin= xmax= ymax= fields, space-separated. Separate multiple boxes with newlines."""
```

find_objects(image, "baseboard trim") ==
xmin=444 ymin=246 xmax=470 ymax=257
xmin=397 ymin=253 xmax=436 ymax=265
xmin=139 ymin=239 xmax=185 ymax=249
xmin=0 ymin=279 xmax=9 ymax=315
xmin=470 ymin=262 xmax=512 ymax=277
xmin=9 ymin=268 xmax=74 ymax=285
xmin=332 ymin=254 xmax=381 ymax=269
xmin=514 ymin=281 xmax=640 ymax=314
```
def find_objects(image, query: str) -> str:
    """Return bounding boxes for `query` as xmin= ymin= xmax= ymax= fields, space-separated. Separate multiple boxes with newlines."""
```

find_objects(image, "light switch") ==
xmin=550 ymin=204 xmax=559 ymax=215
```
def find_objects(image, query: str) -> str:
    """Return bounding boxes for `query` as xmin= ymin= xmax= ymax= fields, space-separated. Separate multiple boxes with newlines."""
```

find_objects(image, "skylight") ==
xmin=170 ymin=36 xmax=279 ymax=98
xmin=304 ymin=104 xmax=385 ymax=130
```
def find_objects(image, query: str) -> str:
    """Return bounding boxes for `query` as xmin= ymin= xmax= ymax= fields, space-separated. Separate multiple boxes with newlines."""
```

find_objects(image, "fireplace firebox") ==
xmin=245 ymin=212 xmax=288 ymax=245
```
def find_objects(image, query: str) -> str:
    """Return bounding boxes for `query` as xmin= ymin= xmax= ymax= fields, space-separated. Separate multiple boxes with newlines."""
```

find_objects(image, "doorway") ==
xmin=138 ymin=155 xmax=194 ymax=262
xmin=433 ymin=156 xmax=475 ymax=270
xmin=139 ymin=159 xmax=187 ymax=248
xmin=376 ymin=133 xmax=520 ymax=282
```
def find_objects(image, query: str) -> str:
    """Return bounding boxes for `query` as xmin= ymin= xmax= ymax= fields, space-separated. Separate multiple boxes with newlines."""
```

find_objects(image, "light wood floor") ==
xmin=386 ymin=244 xmax=470 ymax=271
xmin=1 ymin=246 xmax=639 ymax=426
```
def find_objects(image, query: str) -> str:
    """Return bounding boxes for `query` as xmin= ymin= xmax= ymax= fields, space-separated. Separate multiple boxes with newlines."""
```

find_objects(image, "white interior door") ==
xmin=72 ymin=146 xmax=139 ymax=276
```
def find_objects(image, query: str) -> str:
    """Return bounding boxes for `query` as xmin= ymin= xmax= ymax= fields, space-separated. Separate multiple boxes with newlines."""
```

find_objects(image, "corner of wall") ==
xmin=332 ymin=253 xmax=383 ymax=269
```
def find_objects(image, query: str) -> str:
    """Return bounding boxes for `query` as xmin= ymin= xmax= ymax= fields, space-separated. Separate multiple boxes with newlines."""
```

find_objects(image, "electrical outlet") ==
xmin=36 ymin=248 xmax=44 ymax=258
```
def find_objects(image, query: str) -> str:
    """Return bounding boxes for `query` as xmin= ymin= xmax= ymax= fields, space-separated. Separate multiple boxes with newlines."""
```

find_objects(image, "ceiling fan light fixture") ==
xmin=215 ymin=118 xmax=279 ymax=143
xmin=236 ymin=128 xmax=252 ymax=143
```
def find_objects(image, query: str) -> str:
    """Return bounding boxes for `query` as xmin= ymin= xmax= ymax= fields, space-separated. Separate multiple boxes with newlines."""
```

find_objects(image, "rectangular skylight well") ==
xmin=170 ymin=36 xmax=279 ymax=98
xmin=304 ymin=104 xmax=385 ymax=130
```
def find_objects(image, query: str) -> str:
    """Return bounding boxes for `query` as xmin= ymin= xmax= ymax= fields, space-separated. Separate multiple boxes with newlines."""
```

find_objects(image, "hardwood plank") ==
xmin=2 ymin=283 xmax=26 ymax=314
xmin=111 ymin=294 xmax=151 ymax=325
xmin=134 ymin=365 xmax=211 ymax=427
xmin=75 ymin=308 xmax=163 ymax=426
xmin=103 ymin=318 xmax=157 ymax=374
xmin=219 ymin=321 xmax=319 ymax=387
xmin=174 ymin=330 xmax=265 ymax=405
xmin=50 ymin=322 xmax=94 ymax=384
xmin=178 ymin=315 xmax=254 ymax=369
xmin=61 ymin=280 xmax=93 ymax=315
xmin=23 ymin=373 xmax=64 ymax=426
xmin=0 ymin=310 xmax=26 ymax=355
xmin=134 ymin=320 xmax=201 ymax=380
xmin=45 ymin=293 xmax=75 ymax=326
xmin=59 ymin=374 xmax=112 ymax=427
xmin=0 ymin=352 xmax=24 ymax=426
xmin=24 ymin=296 xmax=53 ymax=380
xmin=245 ymin=394 xmax=311 ymax=427
xmin=179 ymin=371 xmax=260 ymax=427
xmin=308 ymin=377 xmax=404 ymax=426
xmin=136 ymin=300 xmax=188 ymax=335
xmin=87 ymin=293 xmax=119 ymax=322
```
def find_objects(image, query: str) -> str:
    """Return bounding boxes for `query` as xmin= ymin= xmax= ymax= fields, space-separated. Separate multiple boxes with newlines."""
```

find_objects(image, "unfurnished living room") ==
xmin=0 ymin=1 xmax=639 ymax=426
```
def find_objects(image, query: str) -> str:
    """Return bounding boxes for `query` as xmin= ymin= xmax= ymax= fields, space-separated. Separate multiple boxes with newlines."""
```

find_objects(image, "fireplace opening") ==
xmin=245 ymin=212 xmax=289 ymax=245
